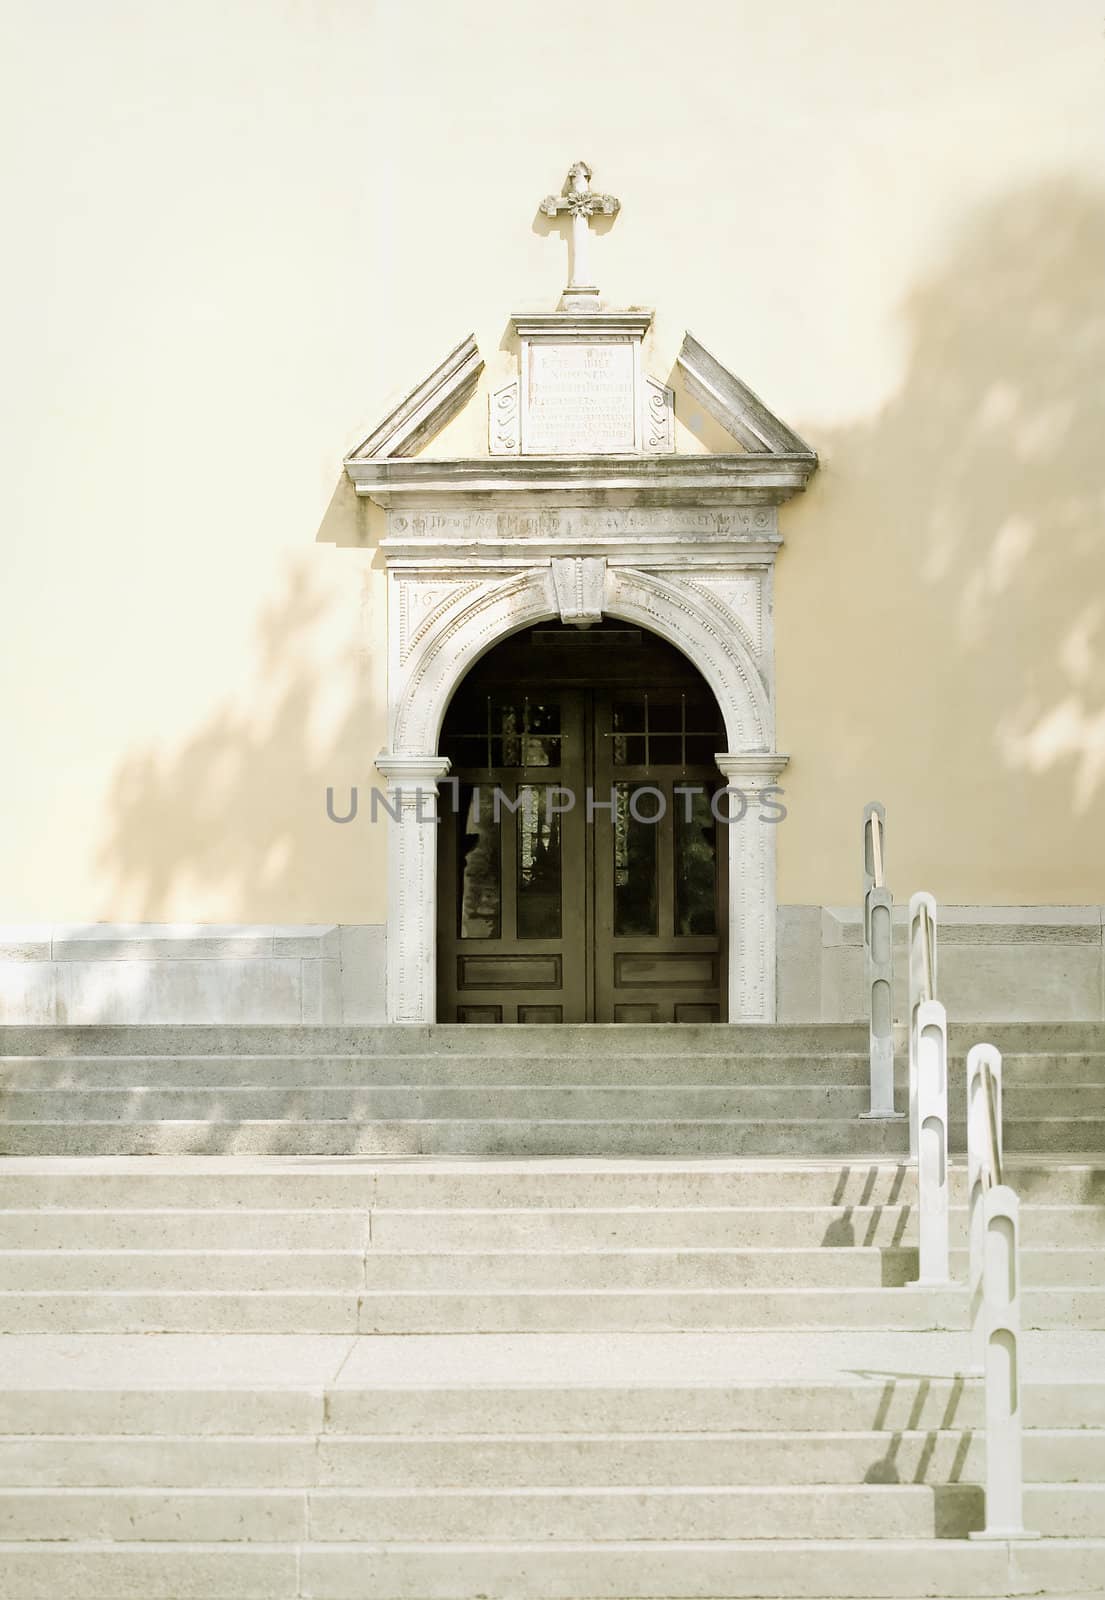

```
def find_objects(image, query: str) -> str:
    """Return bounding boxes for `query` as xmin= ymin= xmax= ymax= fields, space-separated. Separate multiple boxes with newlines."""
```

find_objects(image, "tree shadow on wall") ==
xmin=94 ymin=178 xmax=1105 ymax=936
xmin=781 ymin=175 xmax=1105 ymax=902
xmin=96 ymin=559 xmax=385 ymax=925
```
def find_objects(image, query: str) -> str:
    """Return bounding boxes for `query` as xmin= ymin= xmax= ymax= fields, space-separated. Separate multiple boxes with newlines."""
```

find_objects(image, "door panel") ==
xmin=439 ymin=690 xmax=588 ymax=1024
xmin=591 ymin=690 xmax=726 ymax=1023
xmin=437 ymin=625 xmax=726 ymax=1023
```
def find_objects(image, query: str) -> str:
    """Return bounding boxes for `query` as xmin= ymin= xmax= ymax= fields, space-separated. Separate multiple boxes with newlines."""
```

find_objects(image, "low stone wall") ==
xmin=1 ymin=912 xmax=1101 ymax=1025
xmin=0 ymin=925 xmax=386 ymax=1025
xmin=778 ymin=906 xmax=1105 ymax=1023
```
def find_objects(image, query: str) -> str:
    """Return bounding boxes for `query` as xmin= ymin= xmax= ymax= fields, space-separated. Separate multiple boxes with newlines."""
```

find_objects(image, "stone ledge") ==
xmin=821 ymin=906 xmax=1104 ymax=948
xmin=348 ymin=452 xmax=817 ymax=509
xmin=0 ymin=925 xmax=342 ymax=962
xmin=0 ymin=926 xmax=384 ymax=1026
xmin=778 ymin=906 xmax=1105 ymax=1024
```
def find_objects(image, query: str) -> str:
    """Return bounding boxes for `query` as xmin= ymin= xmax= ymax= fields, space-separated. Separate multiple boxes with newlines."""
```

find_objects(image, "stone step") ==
xmin=951 ymin=1246 xmax=1105 ymax=1286
xmin=5 ymin=1117 xmax=1105 ymax=1157
xmin=0 ymin=1250 xmax=367 ymax=1292
xmin=4 ymin=1427 xmax=1101 ymax=1488
xmin=321 ymin=1380 xmax=1105 ymax=1436
xmin=2 ymin=1051 xmax=1100 ymax=1090
xmin=2 ymin=1019 xmax=1101 ymax=1055
xmin=0 ymin=1086 xmax=898 ymax=1120
xmin=282 ymin=1536 xmax=1105 ymax=1598
xmin=354 ymin=1286 xmax=971 ymax=1335
xmin=5 ymin=1480 xmax=1101 ymax=1543
xmin=0 ymin=1292 xmax=361 ymax=1334
xmin=983 ymin=1119 xmax=1105 ymax=1153
xmin=0 ymin=1284 xmax=972 ymax=1335
xmin=3 ymin=1083 xmax=1102 ymax=1122
xmin=0 ymin=1208 xmax=372 ymax=1250
xmin=0 ymin=1023 xmax=874 ymax=1058
xmin=366 ymin=1204 xmax=1105 ymax=1251
xmin=945 ymin=1022 xmax=1105 ymax=1053
xmin=358 ymin=1246 xmax=921 ymax=1293
xmin=4 ymin=1433 xmax=1100 ymax=1491
xmin=2 ymin=1240 xmax=1101 ymax=1293
xmin=0 ymin=1481 xmax=989 ymax=1541
xmin=0 ymin=1246 xmax=916 ymax=1292
xmin=1 ymin=1158 xmax=1099 ymax=1209
xmin=0 ymin=1203 xmax=924 ymax=1252
xmin=5 ymin=1378 xmax=1102 ymax=1439
xmin=1 ymin=1021 xmax=1098 ymax=1067
xmin=0 ymin=1388 xmax=324 ymax=1437
xmin=0 ymin=1383 xmax=966 ymax=1439
xmin=992 ymin=1084 xmax=1105 ymax=1114
xmin=0 ymin=1434 xmax=323 ymax=1488
xmin=1 ymin=1535 xmax=1102 ymax=1600
xmin=0 ymin=1485 xmax=306 ymax=1542
xmin=0 ymin=1054 xmax=881 ymax=1088
xmin=0 ymin=1540 xmax=296 ymax=1599
xmin=0 ymin=1118 xmax=918 ymax=1158
xmin=1026 ymin=1482 xmax=1105 ymax=1537
xmin=356 ymin=1286 xmax=1105 ymax=1335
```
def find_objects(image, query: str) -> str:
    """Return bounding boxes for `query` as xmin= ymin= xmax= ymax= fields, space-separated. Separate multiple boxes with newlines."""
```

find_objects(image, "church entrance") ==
xmin=437 ymin=621 xmax=727 ymax=1023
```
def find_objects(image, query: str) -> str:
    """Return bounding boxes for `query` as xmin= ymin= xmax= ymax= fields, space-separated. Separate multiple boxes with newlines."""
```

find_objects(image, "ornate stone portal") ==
xmin=345 ymin=162 xmax=817 ymax=1024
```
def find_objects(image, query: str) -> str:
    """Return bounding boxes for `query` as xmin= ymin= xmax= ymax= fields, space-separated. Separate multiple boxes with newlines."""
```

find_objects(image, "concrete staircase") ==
xmin=1 ymin=1155 xmax=1104 ymax=1335
xmin=0 ymin=1022 xmax=1103 ymax=1597
xmin=2 ymin=1022 xmax=1104 ymax=1157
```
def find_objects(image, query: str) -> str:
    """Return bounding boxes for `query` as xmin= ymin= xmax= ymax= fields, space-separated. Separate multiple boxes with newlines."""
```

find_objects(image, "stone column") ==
xmin=715 ymin=753 xmax=789 ymax=1023
xmin=375 ymin=753 xmax=452 ymax=1024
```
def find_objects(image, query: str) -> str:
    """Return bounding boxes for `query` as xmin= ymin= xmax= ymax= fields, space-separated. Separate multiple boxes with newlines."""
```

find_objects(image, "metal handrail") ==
xmin=920 ymin=900 xmax=935 ymax=1003
xmin=981 ymin=1056 xmax=1003 ymax=1190
xmin=861 ymin=805 xmax=897 ymax=1120
xmin=870 ymin=813 xmax=884 ymax=890
xmin=965 ymin=1040 xmax=1030 ymax=1535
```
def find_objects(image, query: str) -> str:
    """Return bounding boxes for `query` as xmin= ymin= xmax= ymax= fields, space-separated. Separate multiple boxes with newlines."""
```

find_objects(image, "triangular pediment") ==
xmin=347 ymin=334 xmax=484 ymax=461
xmin=345 ymin=325 xmax=812 ymax=467
xmin=343 ymin=319 xmax=816 ymax=508
xmin=676 ymin=333 xmax=813 ymax=456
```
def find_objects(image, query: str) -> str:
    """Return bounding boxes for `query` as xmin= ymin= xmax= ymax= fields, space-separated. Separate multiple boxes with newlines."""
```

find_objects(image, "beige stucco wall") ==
xmin=3 ymin=0 xmax=1104 ymax=924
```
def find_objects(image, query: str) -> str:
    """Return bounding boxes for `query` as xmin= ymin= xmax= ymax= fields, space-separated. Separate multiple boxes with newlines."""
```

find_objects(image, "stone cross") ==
xmin=539 ymin=161 xmax=620 ymax=305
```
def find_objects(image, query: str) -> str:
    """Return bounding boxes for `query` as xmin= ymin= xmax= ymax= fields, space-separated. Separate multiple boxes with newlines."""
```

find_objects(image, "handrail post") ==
xmin=967 ymin=1043 xmax=1004 ymax=1374
xmin=862 ymin=887 xmax=900 ymax=1119
xmin=909 ymin=998 xmax=950 ymax=1285
xmin=861 ymin=804 xmax=899 ymax=1119
xmin=862 ymin=803 xmax=886 ymax=945
xmin=908 ymin=892 xmax=938 ymax=1161
xmin=969 ymin=1186 xmax=1037 ymax=1541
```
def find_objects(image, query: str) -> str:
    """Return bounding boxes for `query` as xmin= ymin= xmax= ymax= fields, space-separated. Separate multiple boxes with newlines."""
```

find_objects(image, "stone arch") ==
xmin=381 ymin=560 xmax=785 ymax=1025
xmin=391 ymin=563 xmax=770 ymax=758
xmin=605 ymin=566 xmax=771 ymax=751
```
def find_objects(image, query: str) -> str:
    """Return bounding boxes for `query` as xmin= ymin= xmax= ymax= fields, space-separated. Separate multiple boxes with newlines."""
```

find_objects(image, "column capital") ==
xmin=375 ymin=752 xmax=452 ymax=788
xmin=715 ymin=751 xmax=789 ymax=781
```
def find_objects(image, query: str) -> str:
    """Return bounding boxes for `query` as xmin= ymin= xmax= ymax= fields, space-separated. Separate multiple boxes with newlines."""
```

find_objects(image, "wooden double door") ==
xmin=437 ymin=623 xmax=726 ymax=1024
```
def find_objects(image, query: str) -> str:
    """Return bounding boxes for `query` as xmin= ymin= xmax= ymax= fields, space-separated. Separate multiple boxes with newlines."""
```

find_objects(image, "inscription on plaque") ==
xmin=524 ymin=342 xmax=636 ymax=454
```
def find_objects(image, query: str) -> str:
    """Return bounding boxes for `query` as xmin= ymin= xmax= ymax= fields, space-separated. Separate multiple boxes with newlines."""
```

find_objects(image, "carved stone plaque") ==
xmin=524 ymin=341 xmax=636 ymax=454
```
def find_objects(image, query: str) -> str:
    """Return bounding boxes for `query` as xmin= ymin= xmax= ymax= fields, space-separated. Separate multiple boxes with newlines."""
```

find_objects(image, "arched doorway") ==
xmin=436 ymin=620 xmax=727 ymax=1023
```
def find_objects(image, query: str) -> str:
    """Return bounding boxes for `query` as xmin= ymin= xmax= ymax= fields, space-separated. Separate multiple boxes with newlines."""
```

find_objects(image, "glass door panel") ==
xmin=592 ymin=691 xmax=725 ymax=1024
xmin=438 ymin=690 xmax=587 ymax=1023
xmin=437 ymin=626 xmax=726 ymax=1024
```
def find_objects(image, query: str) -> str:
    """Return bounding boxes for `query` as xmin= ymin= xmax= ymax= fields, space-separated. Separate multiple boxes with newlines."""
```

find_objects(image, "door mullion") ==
xmin=657 ymin=777 xmax=676 ymax=940
xmin=582 ymin=689 xmax=597 ymax=1025
xmin=500 ymin=787 xmax=519 ymax=951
